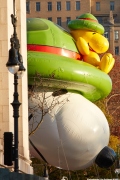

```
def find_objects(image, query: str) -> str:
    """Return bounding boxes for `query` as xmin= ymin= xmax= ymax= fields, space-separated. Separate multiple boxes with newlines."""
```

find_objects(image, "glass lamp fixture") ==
xmin=17 ymin=53 xmax=26 ymax=78
xmin=7 ymin=66 xmax=19 ymax=74
xmin=6 ymin=46 xmax=20 ymax=74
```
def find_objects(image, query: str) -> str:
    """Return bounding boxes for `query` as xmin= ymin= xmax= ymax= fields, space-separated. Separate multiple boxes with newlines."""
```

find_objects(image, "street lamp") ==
xmin=4 ymin=0 xmax=25 ymax=172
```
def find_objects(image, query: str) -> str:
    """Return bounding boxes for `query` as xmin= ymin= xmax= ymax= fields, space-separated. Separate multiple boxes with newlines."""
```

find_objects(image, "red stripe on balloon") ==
xmin=27 ymin=44 xmax=82 ymax=60
xmin=78 ymin=18 xmax=98 ymax=23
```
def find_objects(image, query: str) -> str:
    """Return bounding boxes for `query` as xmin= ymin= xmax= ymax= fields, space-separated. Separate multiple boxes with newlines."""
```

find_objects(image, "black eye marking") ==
xmin=52 ymin=89 xmax=68 ymax=96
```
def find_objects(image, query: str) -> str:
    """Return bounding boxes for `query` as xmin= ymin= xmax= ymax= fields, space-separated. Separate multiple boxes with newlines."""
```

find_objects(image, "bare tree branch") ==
xmin=28 ymin=73 xmax=69 ymax=136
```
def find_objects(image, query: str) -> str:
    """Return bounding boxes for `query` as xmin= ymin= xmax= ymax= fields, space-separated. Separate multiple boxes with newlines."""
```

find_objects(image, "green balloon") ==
xmin=27 ymin=18 xmax=112 ymax=102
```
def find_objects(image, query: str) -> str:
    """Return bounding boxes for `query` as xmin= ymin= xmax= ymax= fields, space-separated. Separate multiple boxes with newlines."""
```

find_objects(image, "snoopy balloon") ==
xmin=68 ymin=13 xmax=115 ymax=74
xmin=27 ymin=14 xmax=116 ymax=171
xmin=29 ymin=92 xmax=116 ymax=170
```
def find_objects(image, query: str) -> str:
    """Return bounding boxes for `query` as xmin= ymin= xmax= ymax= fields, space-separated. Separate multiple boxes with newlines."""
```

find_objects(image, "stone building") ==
xmin=0 ymin=0 xmax=33 ymax=174
xmin=26 ymin=0 xmax=91 ymax=30
xmin=91 ymin=0 xmax=120 ymax=56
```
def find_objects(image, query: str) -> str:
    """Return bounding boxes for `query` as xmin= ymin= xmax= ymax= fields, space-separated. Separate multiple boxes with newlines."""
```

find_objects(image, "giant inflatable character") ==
xmin=68 ymin=13 xmax=115 ymax=74
xmin=27 ymin=14 xmax=116 ymax=171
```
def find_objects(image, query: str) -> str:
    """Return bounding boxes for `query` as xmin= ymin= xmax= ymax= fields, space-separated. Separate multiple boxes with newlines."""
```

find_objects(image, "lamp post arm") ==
xmin=11 ymin=14 xmax=20 ymax=51
xmin=13 ymin=0 xmax=15 ymax=16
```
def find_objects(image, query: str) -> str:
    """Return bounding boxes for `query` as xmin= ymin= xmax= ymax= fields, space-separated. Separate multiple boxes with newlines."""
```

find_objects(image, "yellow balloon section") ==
xmin=70 ymin=29 xmax=115 ymax=74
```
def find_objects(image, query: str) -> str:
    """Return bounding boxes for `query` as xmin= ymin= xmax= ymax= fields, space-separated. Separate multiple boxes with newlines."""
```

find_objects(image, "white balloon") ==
xmin=29 ymin=92 xmax=110 ymax=170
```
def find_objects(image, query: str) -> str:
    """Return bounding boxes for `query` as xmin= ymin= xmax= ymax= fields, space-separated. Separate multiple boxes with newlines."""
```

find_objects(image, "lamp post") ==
xmin=115 ymin=144 xmax=120 ymax=179
xmin=43 ymin=164 xmax=49 ymax=180
xmin=4 ymin=0 xmax=25 ymax=172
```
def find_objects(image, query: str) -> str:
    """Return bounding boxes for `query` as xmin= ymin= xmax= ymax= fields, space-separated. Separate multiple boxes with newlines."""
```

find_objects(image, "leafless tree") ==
xmin=105 ymin=57 xmax=120 ymax=137
xmin=28 ymin=73 xmax=68 ymax=136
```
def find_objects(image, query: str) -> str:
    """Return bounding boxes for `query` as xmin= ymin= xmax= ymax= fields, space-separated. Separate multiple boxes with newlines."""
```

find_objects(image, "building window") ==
xmin=96 ymin=2 xmax=100 ymax=11
xmin=66 ymin=1 xmax=71 ymax=11
xmin=57 ymin=17 xmax=61 ymax=26
xmin=76 ymin=1 xmax=80 ymax=10
xmin=114 ymin=30 xmax=119 ymax=40
xmin=57 ymin=2 xmax=61 ymax=11
xmin=115 ymin=46 xmax=119 ymax=55
xmin=110 ymin=1 xmax=114 ymax=11
xmin=26 ymin=1 xmax=30 ymax=13
xmin=48 ymin=2 xmax=52 ymax=11
xmin=48 ymin=17 xmax=52 ymax=21
xmin=36 ymin=2 xmax=40 ymax=11
xmin=97 ymin=17 xmax=103 ymax=24
xmin=104 ymin=31 xmax=109 ymax=39
xmin=66 ymin=17 xmax=71 ymax=24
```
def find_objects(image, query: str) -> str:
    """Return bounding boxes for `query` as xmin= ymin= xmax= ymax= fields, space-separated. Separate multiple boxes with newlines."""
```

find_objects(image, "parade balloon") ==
xmin=27 ymin=14 xmax=116 ymax=171
xmin=29 ymin=92 xmax=113 ymax=170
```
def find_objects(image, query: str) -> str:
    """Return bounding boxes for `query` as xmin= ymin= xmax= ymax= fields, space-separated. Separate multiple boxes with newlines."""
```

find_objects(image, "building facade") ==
xmin=26 ymin=0 xmax=91 ymax=30
xmin=91 ymin=0 xmax=120 ymax=55
xmin=0 ymin=0 xmax=33 ymax=173
xmin=26 ymin=0 xmax=120 ymax=55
